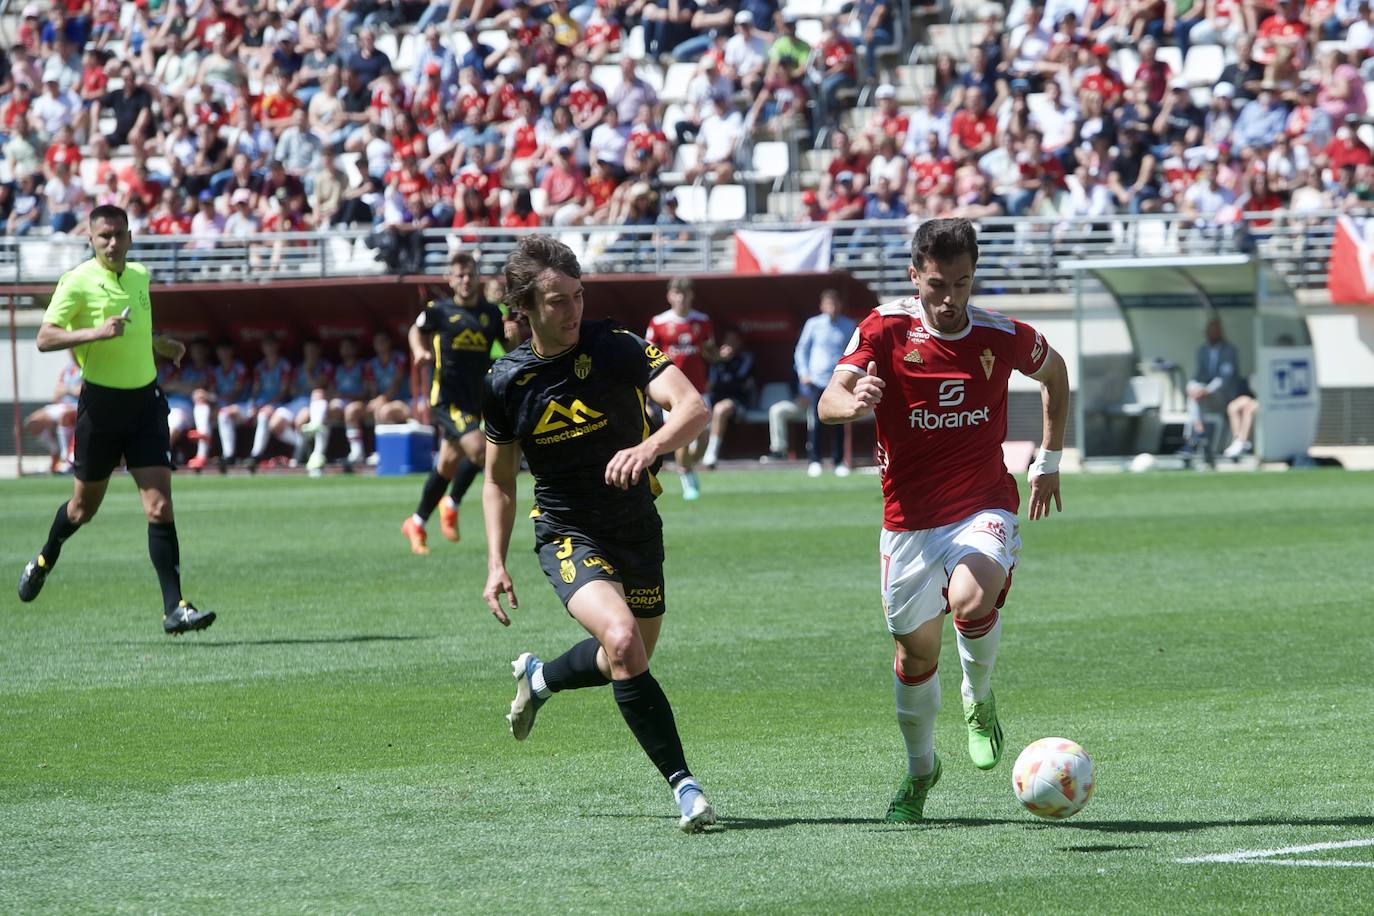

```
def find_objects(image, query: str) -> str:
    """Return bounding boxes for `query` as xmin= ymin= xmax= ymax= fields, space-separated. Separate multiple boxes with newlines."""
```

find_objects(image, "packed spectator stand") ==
xmin=0 ymin=0 xmax=1368 ymax=296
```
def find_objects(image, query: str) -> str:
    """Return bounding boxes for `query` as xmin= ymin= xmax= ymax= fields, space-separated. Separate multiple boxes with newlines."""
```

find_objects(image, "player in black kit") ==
xmin=481 ymin=235 xmax=716 ymax=833
xmin=402 ymin=250 xmax=516 ymax=554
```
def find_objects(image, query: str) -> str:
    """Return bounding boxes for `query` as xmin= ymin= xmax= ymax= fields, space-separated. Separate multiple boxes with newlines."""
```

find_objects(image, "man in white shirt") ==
xmin=902 ymin=87 xmax=952 ymax=156
xmin=724 ymin=10 xmax=768 ymax=94
xmin=687 ymin=94 xmax=743 ymax=183
xmin=589 ymin=107 xmax=631 ymax=167
xmin=29 ymin=76 xmax=79 ymax=144
xmin=1007 ymin=0 xmax=1055 ymax=75
xmin=1181 ymin=159 xmax=1235 ymax=226
xmin=1029 ymin=78 xmax=1078 ymax=155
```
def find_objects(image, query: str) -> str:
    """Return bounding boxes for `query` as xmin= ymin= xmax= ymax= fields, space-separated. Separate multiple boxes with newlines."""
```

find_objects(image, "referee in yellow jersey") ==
xmin=17 ymin=205 xmax=215 ymax=634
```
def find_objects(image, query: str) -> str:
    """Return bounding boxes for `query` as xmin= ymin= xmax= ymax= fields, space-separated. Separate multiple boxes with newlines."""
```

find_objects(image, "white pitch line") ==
xmin=1246 ymin=859 xmax=1374 ymax=868
xmin=1177 ymin=838 xmax=1374 ymax=865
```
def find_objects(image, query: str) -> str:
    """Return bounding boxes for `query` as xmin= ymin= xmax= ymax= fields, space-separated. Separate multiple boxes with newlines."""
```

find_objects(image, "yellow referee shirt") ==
xmin=42 ymin=258 xmax=156 ymax=389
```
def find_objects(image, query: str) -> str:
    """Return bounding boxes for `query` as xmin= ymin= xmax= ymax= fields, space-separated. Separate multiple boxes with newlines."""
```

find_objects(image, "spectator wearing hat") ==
xmin=724 ymin=9 xmax=768 ymax=94
xmin=676 ymin=54 xmax=732 ymax=142
xmin=860 ymin=83 xmax=908 ymax=153
xmin=1287 ymin=82 xmax=1333 ymax=152
xmin=657 ymin=191 xmax=690 ymax=229
xmin=768 ymin=11 xmax=810 ymax=77
xmin=822 ymin=129 xmax=870 ymax=204
xmin=686 ymin=92 xmax=743 ymax=183
xmin=623 ymin=103 xmax=671 ymax=179
xmin=26 ymin=69 xmax=75 ymax=146
xmin=1324 ymin=114 xmax=1373 ymax=170
xmin=812 ymin=14 xmax=858 ymax=129
xmin=825 ymin=169 xmax=866 ymax=222
xmin=1154 ymin=79 xmax=1205 ymax=146
xmin=1202 ymin=83 xmax=1237 ymax=147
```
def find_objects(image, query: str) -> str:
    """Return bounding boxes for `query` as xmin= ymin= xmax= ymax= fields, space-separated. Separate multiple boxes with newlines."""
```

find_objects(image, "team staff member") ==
xmin=819 ymin=218 xmax=1069 ymax=822
xmin=401 ymin=251 xmax=513 ymax=554
xmin=481 ymin=236 xmax=716 ymax=834
xmin=18 ymin=205 xmax=215 ymax=635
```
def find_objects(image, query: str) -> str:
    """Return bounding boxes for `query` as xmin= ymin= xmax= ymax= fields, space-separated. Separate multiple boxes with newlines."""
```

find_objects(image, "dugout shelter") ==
xmin=1066 ymin=255 xmax=1319 ymax=463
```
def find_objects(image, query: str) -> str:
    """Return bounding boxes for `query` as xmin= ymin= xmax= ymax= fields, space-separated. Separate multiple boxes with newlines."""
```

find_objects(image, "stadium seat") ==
xmin=741 ymin=381 xmax=794 ymax=423
xmin=1115 ymin=49 xmax=1140 ymax=83
xmin=448 ymin=30 xmax=472 ymax=55
xmin=1360 ymin=125 xmax=1374 ymax=152
xmin=479 ymin=29 xmax=509 ymax=54
xmin=743 ymin=141 xmax=790 ymax=191
xmin=671 ymin=184 xmax=708 ymax=222
xmin=795 ymin=18 xmax=823 ymax=44
xmin=79 ymin=159 xmax=101 ymax=194
xmin=623 ymin=25 xmax=646 ymax=61
xmin=1366 ymin=83 xmax=1374 ymax=113
xmin=396 ymin=33 xmax=422 ymax=73
xmin=374 ymin=32 xmax=399 ymax=62
xmin=592 ymin=64 xmax=623 ymax=96
xmin=529 ymin=186 xmax=549 ymax=214
xmin=707 ymin=184 xmax=747 ymax=222
xmin=338 ymin=152 xmax=364 ymax=188
xmin=661 ymin=63 xmax=695 ymax=103
xmin=783 ymin=0 xmax=825 ymax=16
xmin=1182 ymin=45 xmax=1224 ymax=86
xmin=145 ymin=155 xmax=170 ymax=176
xmin=1155 ymin=46 xmax=1183 ymax=78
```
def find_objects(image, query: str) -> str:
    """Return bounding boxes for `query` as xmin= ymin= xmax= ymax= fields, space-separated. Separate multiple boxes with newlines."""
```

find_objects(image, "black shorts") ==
xmin=431 ymin=401 xmax=480 ymax=442
xmin=73 ymin=380 xmax=173 ymax=482
xmin=534 ymin=514 xmax=666 ymax=618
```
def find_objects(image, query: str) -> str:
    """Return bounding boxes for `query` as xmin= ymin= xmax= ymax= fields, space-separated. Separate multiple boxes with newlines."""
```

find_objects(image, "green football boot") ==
xmin=964 ymin=690 xmax=1004 ymax=770
xmin=884 ymin=755 xmax=942 ymax=823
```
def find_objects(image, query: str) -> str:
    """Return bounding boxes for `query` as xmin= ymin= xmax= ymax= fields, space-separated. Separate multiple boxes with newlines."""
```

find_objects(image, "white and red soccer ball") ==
xmin=1012 ymin=737 xmax=1095 ymax=819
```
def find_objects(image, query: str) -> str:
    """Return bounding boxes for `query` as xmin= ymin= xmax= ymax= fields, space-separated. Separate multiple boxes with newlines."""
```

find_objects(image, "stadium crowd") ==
xmin=0 ymin=0 xmax=1370 ymax=254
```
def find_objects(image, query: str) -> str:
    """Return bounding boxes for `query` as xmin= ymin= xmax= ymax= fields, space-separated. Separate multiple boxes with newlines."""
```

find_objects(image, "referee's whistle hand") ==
xmin=99 ymin=315 xmax=129 ymax=339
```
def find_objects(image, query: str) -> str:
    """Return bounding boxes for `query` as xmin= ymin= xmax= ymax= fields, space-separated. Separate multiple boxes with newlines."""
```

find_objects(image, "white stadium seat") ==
xmin=1182 ymin=45 xmax=1224 ymax=86
xmin=671 ymin=184 xmax=708 ymax=222
xmin=661 ymin=63 xmax=696 ymax=103
xmin=707 ymin=184 xmax=747 ymax=222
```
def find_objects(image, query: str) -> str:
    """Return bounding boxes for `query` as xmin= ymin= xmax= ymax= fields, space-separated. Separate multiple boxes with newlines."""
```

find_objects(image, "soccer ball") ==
xmin=1012 ymin=737 xmax=1095 ymax=820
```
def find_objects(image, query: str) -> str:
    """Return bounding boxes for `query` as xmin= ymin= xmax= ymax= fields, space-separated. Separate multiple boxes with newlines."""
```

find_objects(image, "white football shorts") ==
xmin=879 ymin=509 xmax=1021 ymax=636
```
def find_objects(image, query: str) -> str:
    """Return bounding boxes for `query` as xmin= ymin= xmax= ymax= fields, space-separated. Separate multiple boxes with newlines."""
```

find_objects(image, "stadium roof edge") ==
xmin=1062 ymin=255 xmax=1253 ymax=271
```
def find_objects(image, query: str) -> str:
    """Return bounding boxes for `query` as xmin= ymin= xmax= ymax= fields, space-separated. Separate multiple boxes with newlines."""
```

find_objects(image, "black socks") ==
xmin=414 ymin=468 xmax=450 ymax=521
xmin=147 ymin=522 xmax=182 ymax=614
xmin=449 ymin=457 xmax=480 ymax=502
xmin=40 ymin=502 xmax=81 ymax=567
xmin=613 ymin=669 xmax=691 ymax=786
xmin=542 ymin=638 xmax=611 ymax=692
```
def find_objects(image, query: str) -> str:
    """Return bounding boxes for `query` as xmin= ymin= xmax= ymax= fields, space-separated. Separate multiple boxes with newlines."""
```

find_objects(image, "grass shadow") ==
xmin=1057 ymin=844 xmax=1148 ymax=853
xmin=925 ymin=815 xmax=1374 ymax=833
xmin=124 ymin=635 xmax=431 ymax=648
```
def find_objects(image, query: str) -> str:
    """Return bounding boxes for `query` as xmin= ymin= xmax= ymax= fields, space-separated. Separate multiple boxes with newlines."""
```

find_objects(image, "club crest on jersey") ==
xmin=904 ymin=348 xmax=923 ymax=364
xmin=980 ymin=348 xmax=995 ymax=380
xmin=574 ymin=353 xmax=592 ymax=379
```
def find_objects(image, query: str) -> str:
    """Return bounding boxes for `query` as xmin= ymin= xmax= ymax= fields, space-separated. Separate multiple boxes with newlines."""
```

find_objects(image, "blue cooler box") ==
xmin=375 ymin=423 xmax=435 ymax=475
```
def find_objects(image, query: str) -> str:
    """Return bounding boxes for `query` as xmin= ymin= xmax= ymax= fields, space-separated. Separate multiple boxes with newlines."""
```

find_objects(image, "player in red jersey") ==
xmin=645 ymin=277 xmax=718 ymax=501
xmin=818 ymin=218 xmax=1069 ymax=823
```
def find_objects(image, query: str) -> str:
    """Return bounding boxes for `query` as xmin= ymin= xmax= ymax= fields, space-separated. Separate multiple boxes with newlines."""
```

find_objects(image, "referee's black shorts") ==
xmin=73 ymin=380 xmax=173 ymax=482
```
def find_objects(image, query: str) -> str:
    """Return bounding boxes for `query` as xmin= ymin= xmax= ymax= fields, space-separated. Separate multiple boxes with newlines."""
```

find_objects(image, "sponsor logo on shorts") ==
xmin=574 ymin=354 xmax=593 ymax=380
xmin=625 ymin=585 xmax=662 ymax=610
xmin=559 ymin=558 xmax=576 ymax=583
xmin=971 ymin=518 xmax=1008 ymax=545
xmin=583 ymin=555 xmax=616 ymax=575
xmin=533 ymin=399 xmax=608 ymax=444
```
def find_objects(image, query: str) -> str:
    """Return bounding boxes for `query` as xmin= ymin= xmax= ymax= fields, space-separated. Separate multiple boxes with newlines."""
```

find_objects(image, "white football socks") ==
xmin=56 ymin=423 xmax=73 ymax=460
xmin=219 ymin=412 xmax=237 ymax=458
xmin=309 ymin=398 xmax=329 ymax=456
xmin=703 ymin=436 xmax=721 ymax=465
xmin=250 ymin=413 xmax=271 ymax=457
xmin=894 ymin=665 xmax=940 ymax=777
xmin=345 ymin=425 xmax=364 ymax=462
xmin=36 ymin=427 xmax=57 ymax=455
xmin=955 ymin=609 xmax=1002 ymax=704
xmin=193 ymin=403 xmax=213 ymax=459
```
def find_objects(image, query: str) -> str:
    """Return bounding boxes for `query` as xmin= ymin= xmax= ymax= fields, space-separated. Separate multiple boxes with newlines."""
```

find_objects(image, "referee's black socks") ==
xmin=613 ymin=669 xmax=692 ymax=787
xmin=147 ymin=522 xmax=182 ymax=614
xmin=39 ymin=502 xmax=82 ymax=567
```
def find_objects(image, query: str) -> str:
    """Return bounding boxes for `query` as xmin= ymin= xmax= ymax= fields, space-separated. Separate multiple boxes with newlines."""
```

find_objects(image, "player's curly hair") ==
xmin=911 ymin=218 xmax=979 ymax=270
xmin=504 ymin=235 xmax=583 ymax=315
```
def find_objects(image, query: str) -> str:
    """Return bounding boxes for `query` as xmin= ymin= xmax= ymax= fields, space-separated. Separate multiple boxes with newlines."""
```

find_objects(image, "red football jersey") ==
xmin=646 ymin=308 xmax=714 ymax=393
xmin=838 ymin=298 xmax=1050 ymax=531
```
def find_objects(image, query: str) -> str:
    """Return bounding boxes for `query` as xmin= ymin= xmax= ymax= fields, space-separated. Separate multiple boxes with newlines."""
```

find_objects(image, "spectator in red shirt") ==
xmin=1134 ymin=36 xmax=1172 ymax=104
xmin=823 ymin=129 xmax=870 ymax=204
xmin=815 ymin=15 xmax=858 ymax=128
xmin=1254 ymin=0 xmax=1308 ymax=66
xmin=949 ymin=86 xmax=997 ymax=163
xmin=1323 ymin=115 xmax=1374 ymax=169
xmin=1078 ymin=43 xmax=1125 ymax=107
xmin=861 ymin=83 xmax=910 ymax=155
xmin=537 ymin=145 xmax=589 ymax=225
xmin=501 ymin=189 xmax=542 ymax=228
xmin=452 ymin=186 xmax=496 ymax=242
xmin=42 ymin=124 xmax=81 ymax=178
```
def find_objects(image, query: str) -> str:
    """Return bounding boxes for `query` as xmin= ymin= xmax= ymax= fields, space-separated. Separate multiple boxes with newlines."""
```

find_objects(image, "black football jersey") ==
xmin=482 ymin=320 xmax=674 ymax=529
xmin=416 ymin=296 xmax=504 ymax=409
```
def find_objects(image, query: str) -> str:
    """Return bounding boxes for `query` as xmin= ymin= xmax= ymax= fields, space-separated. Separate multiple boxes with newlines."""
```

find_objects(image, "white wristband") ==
xmin=1028 ymin=448 xmax=1061 ymax=480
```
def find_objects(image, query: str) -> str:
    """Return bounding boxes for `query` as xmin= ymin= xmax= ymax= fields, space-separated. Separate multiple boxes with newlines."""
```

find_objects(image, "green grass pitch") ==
xmin=2 ymin=469 xmax=1372 ymax=913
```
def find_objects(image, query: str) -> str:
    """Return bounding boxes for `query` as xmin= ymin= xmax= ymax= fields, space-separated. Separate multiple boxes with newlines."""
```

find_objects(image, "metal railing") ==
xmin=0 ymin=210 xmax=1345 ymax=299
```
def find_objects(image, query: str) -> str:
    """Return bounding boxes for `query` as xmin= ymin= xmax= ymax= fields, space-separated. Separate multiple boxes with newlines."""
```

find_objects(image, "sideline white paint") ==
xmin=1177 ymin=837 xmax=1374 ymax=867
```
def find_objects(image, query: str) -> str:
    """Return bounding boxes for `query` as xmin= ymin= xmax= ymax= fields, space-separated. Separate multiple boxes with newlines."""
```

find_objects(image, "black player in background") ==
xmin=402 ymin=250 xmax=517 ymax=554
xmin=480 ymin=235 xmax=717 ymax=833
